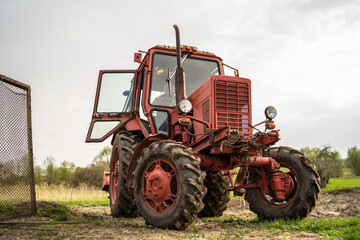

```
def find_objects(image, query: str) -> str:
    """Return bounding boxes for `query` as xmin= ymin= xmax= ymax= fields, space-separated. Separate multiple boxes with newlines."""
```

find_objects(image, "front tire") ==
xmin=134 ymin=141 xmax=206 ymax=230
xmin=109 ymin=132 xmax=142 ymax=218
xmin=245 ymin=147 xmax=320 ymax=220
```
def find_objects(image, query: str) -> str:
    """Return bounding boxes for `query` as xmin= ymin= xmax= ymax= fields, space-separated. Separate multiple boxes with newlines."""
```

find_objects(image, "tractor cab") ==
xmin=86 ymin=44 xmax=226 ymax=143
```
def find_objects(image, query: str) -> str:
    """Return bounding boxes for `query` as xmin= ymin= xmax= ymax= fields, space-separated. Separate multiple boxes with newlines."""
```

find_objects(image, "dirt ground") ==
xmin=1 ymin=188 xmax=359 ymax=240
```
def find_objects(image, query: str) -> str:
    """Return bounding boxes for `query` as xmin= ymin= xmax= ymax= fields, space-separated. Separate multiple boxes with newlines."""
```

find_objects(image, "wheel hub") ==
xmin=142 ymin=159 xmax=178 ymax=213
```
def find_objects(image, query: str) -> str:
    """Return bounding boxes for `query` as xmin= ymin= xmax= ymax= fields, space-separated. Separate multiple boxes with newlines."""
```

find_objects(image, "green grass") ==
xmin=57 ymin=198 xmax=109 ymax=207
xmin=33 ymin=229 xmax=52 ymax=237
xmin=323 ymin=177 xmax=360 ymax=191
xmin=264 ymin=218 xmax=360 ymax=240
xmin=0 ymin=201 xmax=18 ymax=214
xmin=39 ymin=205 xmax=70 ymax=221
xmin=210 ymin=216 xmax=360 ymax=240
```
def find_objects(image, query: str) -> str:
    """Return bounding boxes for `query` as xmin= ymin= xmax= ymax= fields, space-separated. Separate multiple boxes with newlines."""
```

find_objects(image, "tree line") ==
xmin=34 ymin=146 xmax=111 ymax=188
xmin=33 ymin=145 xmax=360 ymax=189
xmin=300 ymin=145 xmax=360 ymax=188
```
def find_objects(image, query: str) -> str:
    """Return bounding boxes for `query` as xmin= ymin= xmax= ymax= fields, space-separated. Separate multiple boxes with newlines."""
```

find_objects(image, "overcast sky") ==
xmin=1 ymin=0 xmax=359 ymax=167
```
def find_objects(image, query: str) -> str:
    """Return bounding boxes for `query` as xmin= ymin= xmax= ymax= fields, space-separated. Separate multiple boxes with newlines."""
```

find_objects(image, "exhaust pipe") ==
xmin=173 ymin=24 xmax=186 ymax=105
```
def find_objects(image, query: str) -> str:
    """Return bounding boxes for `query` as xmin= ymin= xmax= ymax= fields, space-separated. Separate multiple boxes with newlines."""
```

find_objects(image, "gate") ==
xmin=0 ymin=74 xmax=36 ymax=220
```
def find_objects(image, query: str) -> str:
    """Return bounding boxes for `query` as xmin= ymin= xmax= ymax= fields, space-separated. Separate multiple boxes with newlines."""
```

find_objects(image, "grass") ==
xmin=0 ymin=201 xmax=22 ymax=215
xmin=39 ymin=205 xmax=70 ymax=221
xmin=36 ymin=184 xmax=109 ymax=206
xmin=264 ymin=218 xmax=360 ymax=240
xmin=210 ymin=216 xmax=360 ymax=240
xmin=323 ymin=177 xmax=360 ymax=191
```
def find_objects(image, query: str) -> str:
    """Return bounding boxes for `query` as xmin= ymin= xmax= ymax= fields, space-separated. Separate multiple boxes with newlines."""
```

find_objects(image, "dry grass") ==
xmin=35 ymin=184 xmax=108 ymax=205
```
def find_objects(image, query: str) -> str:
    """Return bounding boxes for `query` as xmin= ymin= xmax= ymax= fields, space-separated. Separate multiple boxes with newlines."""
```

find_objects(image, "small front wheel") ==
xmin=134 ymin=141 xmax=206 ymax=230
xmin=245 ymin=147 xmax=320 ymax=220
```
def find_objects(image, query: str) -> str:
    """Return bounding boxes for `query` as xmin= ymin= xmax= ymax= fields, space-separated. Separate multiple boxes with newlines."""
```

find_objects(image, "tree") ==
xmin=71 ymin=146 xmax=112 ymax=188
xmin=44 ymin=156 xmax=58 ymax=185
xmin=92 ymin=146 xmax=112 ymax=168
xmin=57 ymin=160 xmax=75 ymax=185
xmin=34 ymin=165 xmax=44 ymax=184
xmin=300 ymin=145 xmax=343 ymax=188
xmin=71 ymin=164 xmax=105 ymax=188
xmin=346 ymin=146 xmax=360 ymax=176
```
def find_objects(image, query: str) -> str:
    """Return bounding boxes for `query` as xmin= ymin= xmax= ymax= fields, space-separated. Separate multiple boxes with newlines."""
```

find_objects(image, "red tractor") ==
xmin=86 ymin=25 xmax=320 ymax=230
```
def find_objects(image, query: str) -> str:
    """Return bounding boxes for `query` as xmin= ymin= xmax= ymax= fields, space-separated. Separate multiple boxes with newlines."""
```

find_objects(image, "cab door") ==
xmin=86 ymin=70 xmax=137 ymax=142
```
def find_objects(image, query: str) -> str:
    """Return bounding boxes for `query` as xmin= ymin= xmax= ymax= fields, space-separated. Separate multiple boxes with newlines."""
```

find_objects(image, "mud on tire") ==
xmin=245 ymin=147 xmax=320 ymax=220
xmin=109 ymin=131 xmax=142 ymax=218
xmin=134 ymin=140 xmax=206 ymax=230
xmin=198 ymin=172 xmax=231 ymax=218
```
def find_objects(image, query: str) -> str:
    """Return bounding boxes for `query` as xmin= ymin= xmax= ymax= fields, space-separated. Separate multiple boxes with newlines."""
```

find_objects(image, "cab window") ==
xmin=149 ymin=53 xmax=220 ymax=107
xmin=97 ymin=72 xmax=135 ymax=113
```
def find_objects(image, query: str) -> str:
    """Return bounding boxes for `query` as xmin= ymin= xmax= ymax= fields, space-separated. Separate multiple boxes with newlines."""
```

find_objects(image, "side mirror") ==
xmin=123 ymin=90 xmax=130 ymax=96
xmin=134 ymin=53 xmax=142 ymax=63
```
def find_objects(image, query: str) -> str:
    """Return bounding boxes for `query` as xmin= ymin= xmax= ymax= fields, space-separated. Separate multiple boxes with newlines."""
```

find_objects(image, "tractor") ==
xmin=86 ymin=25 xmax=320 ymax=230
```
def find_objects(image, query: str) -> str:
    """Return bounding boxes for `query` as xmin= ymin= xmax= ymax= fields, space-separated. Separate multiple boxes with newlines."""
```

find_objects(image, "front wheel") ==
xmin=245 ymin=147 xmax=320 ymax=220
xmin=134 ymin=141 xmax=206 ymax=230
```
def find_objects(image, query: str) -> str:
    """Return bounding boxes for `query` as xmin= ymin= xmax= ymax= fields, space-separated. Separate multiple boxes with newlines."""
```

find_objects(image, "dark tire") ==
xmin=198 ymin=172 xmax=231 ymax=218
xmin=109 ymin=131 xmax=142 ymax=218
xmin=245 ymin=147 xmax=320 ymax=220
xmin=134 ymin=140 xmax=206 ymax=230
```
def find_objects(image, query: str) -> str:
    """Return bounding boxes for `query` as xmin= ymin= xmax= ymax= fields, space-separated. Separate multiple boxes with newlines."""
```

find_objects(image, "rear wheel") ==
xmin=245 ymin=147 xmax=320 ymax=220
xmin=109 ymin=132 xmax=142 ymax=218
xmin=134 ymin=141 xmax=206 ymax=230
xmin=198 ymin=172 xmax=230 ymax=218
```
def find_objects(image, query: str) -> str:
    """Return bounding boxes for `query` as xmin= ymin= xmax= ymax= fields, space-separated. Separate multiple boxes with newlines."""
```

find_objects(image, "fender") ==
xmin=126 ymin=133 xmax=169 ymax=187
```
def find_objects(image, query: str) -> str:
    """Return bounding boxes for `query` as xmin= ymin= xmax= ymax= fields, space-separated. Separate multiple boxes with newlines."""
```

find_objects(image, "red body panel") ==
xmin=188 ymin=75 xmax=253 ymax=139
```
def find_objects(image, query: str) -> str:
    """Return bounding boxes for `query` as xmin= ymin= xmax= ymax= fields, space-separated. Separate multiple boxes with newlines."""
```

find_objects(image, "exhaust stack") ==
xmin=173 ymin=24 xmax=186 ymax=105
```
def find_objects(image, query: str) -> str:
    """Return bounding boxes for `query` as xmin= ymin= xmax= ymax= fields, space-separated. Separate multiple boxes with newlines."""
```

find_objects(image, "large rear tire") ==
xmin=109 ymin=132 xmax=142 ymax=218
xmin=245 ymin=147 xmax=320 ymax=220
xmin=198 ymin=172 xmax=230 ymax=218
xmin=134 ymin=141 xmax=206 ymax=230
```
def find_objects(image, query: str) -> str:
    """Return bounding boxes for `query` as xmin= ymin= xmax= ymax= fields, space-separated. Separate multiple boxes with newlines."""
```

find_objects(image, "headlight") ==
xmin=265 ymin=106 xmax=277 ymax=119
xmin=178 ymin=99 xmax=192 ymax=114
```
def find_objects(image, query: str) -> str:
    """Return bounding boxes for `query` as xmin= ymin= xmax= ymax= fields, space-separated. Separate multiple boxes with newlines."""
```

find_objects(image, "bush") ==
xmin=71 ymin=164 xmax=107 ymax=189
xmin=300 ymin=146 xmax=343 ymax=188
xmin=346 ymin=146 xmax=360 ymax=176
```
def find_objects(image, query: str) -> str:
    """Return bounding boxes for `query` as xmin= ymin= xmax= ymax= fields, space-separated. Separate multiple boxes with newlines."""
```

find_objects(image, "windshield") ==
xmin=150 ymin=52 xmax=220 ymax=107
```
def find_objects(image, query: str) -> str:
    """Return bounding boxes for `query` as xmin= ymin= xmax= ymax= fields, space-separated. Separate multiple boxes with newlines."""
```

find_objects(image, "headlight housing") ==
xmin=265 ymin=106 xmax=277 ymax=119
xmin=178 ymin=99 xmax=192 ymax=114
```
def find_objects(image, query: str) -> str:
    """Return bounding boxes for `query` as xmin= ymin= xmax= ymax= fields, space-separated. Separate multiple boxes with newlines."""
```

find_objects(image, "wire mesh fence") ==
xmin=0 ymin=74 xmax=36 ymax=221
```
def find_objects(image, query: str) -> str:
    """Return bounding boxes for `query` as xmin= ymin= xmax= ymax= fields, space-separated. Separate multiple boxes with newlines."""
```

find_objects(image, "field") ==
xmin=1 ymin=180 xmax=360 ymax=240
xmin=323 ymin=177 xmax=360 ymax=190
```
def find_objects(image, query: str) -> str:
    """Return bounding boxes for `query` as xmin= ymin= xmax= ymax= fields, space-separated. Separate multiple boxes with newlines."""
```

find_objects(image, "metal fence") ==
xmin=0 ymin=74 xmax=36 ymax=220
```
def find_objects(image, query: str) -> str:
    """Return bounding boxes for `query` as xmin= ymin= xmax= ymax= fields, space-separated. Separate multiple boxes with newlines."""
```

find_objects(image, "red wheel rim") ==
xmin=142 ymin=159 xmax=178 ymax=213
xmin=110 ymin=146 xmax=119 ymax=205
xmin=259 ymin=163 xmax=298 ymax=207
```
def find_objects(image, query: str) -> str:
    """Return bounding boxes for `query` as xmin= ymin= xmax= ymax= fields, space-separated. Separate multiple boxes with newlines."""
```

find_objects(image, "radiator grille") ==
xmin=215 ymin=80 xmax=250 ymax=133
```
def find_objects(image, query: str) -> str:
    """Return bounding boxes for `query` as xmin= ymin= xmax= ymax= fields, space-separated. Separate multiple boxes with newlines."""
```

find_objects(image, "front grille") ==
xmin=215 ymin=80 xmax=250 ymax=133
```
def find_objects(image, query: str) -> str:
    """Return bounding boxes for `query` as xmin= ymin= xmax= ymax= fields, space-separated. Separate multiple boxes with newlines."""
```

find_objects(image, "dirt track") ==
xmin=1 ymin=188 xmax=359 ymax=239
